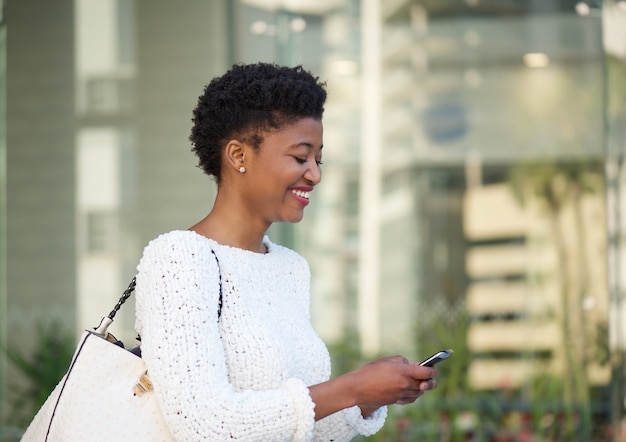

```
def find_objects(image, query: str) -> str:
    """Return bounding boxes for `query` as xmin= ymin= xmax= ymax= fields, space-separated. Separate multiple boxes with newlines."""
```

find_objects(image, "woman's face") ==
xmin=242 ymin=117 xmax=323 ymax=226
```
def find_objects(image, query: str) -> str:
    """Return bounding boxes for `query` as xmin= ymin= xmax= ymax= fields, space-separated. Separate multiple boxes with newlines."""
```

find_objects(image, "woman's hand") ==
xmin=309 ymin=355 xmax=437 ymax=421
xmin=352 ymin=356 xmax=437 ymax=410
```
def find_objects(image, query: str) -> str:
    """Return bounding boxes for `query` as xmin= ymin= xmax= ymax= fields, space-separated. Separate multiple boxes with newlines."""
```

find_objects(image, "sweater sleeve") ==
xmin=134 ymin=232 xmax=316 ymax=441
xmin=311 ymin=405 xmax=387 ymax=441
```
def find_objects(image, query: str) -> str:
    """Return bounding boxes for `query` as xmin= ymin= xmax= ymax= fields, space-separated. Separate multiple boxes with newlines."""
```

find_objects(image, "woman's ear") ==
xmin=224 ymin=139 xmax=246 ymax=172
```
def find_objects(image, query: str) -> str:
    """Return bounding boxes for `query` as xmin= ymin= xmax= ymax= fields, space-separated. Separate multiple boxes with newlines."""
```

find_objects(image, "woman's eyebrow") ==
xmin=288 ymin=142 xmax=323 ymax=150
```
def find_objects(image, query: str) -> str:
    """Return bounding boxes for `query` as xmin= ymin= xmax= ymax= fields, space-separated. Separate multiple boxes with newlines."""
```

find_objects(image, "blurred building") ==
xmin=464 ymin=182 xmax=609 ymax=389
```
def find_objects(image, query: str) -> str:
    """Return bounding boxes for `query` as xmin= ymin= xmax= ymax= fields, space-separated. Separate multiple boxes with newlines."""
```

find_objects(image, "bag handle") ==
xmin=93 ymin=249 xmax=223 ymax=337
xmin=91 ymin=277 xmax=136 ymax=337
xmin=108 ymin=277 xmax=137 ymax=321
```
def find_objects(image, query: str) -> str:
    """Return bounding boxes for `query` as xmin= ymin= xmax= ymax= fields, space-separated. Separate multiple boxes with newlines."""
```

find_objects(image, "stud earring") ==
xmin=239 ymin=166 xmax=246 ymax=173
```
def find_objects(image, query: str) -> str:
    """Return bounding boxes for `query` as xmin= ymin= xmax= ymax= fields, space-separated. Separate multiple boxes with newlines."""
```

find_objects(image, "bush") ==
xmin=3 ymin=321 xmax=74 ymax=429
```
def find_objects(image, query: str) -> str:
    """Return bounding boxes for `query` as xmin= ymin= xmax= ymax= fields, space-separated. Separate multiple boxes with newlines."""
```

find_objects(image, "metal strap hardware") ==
xmin=133 ymin=372 xmax=153 ymax=396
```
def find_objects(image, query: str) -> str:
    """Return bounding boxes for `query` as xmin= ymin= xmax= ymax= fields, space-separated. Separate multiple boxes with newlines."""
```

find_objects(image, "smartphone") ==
xmin=419 ymin=349 xmax=454 ymax=367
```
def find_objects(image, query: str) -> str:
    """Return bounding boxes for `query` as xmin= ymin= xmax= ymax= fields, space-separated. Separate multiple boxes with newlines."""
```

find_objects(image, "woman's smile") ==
xmin=290 ymin=186 xmax=312 ymax=206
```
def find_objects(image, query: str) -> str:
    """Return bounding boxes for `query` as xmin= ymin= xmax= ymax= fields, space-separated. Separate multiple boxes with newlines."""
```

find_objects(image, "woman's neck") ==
xmin=189 ymin=212 xmax=268 ymax=254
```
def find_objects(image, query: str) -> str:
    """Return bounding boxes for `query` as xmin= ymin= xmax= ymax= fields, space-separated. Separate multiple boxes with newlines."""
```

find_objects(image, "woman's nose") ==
xmin=304 ymin=163 xmax=322 ymax=184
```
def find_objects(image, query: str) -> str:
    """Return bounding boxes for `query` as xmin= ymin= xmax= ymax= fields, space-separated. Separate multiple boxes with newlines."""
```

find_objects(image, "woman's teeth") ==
xmin=292 ymin=189 xmax=310 ymax=199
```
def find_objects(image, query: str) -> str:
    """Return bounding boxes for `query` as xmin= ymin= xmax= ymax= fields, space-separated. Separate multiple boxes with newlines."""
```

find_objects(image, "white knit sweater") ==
xmin=135 ymin=230 xmax=387 ymax=441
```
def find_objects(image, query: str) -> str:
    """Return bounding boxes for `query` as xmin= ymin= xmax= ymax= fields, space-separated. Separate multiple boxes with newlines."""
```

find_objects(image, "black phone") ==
xmin=419 ymin=349 xmax=454 ymax=367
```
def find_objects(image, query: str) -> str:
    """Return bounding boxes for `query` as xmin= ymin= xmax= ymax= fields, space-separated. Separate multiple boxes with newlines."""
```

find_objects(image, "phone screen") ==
xmin=419 ymin=349 xmax=454 ymax=367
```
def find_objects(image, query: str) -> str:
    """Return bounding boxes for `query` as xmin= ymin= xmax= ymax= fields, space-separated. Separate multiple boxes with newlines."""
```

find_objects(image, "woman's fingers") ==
xmin=405 ymin=363 xmax=437 ymax=383
xmin=392 ymin=375 xmax=438 ymax=405
xmin=394 ymin=391 xmax=424 ymax=405
xmin=419 ymin=378 xmax=437 ymax=391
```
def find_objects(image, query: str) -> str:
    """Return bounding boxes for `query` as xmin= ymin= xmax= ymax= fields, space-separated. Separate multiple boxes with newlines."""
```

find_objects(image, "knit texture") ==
xmin=135 ymin=230 xmax=387 ymax=441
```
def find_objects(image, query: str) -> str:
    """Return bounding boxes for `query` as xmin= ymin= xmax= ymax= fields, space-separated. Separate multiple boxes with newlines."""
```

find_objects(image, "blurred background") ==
xmin=1 ymin=0 xmax=626 ymax=440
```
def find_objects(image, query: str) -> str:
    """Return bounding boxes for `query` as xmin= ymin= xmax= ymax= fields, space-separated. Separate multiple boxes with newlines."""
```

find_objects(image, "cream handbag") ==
xmin=21 ymin=251 xmax=223 ymax=441
xmin=19 ymin=278 xmax=175 ymax=442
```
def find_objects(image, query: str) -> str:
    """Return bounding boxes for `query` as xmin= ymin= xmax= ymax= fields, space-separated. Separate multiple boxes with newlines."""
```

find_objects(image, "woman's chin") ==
xmin=283 ymin=212 xmax=305 ymax=224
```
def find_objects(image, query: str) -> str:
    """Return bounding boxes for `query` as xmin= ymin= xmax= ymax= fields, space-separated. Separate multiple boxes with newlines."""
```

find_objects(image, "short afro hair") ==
xmin=190 ymin=62 xmax=327 ymax=181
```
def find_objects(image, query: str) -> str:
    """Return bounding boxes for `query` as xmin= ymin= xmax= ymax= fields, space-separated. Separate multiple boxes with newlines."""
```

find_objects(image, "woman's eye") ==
xmin=293 ymin=156 xmax=322 ymax=166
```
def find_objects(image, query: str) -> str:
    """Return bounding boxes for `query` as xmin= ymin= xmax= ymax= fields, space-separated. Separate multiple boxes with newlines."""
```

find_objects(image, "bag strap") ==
xmin=107 ymin=277 xmax=137 ymax=322
xmin=93 ymin=249 xmax=223 ymax=335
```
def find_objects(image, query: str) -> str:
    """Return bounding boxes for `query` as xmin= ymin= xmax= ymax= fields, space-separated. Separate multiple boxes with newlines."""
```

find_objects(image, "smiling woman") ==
xmin=128 ymin=63 xmax=439 ymax=441
xmin=213 ymin=117 xmax=324 ymax=228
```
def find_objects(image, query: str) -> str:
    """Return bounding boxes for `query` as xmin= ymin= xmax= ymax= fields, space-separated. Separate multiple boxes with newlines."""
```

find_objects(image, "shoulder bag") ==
xmin=20 ymin=250 xmax=223 ymax=442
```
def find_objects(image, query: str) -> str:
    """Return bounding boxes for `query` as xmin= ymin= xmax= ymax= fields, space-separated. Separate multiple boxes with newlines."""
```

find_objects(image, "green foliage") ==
xmin=415 ymin=308 xmax=471 ymax=398
xmin=594 ymin=322 xmax=610 ymax=367
xmin=3 ymin=321 xmax=75 ymax=428
xmin=351 ymin=371 xmax=592 ymax=442
xmin=508 ymin=160 xmax=603 ymax=212
xmin=332 ymin=306 xmax=601 ymax=441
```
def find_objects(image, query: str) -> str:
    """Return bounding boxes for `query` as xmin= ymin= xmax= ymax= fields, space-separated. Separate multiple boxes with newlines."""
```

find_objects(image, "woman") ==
xmin=135 ymin=62 xmax=437 ymax=441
